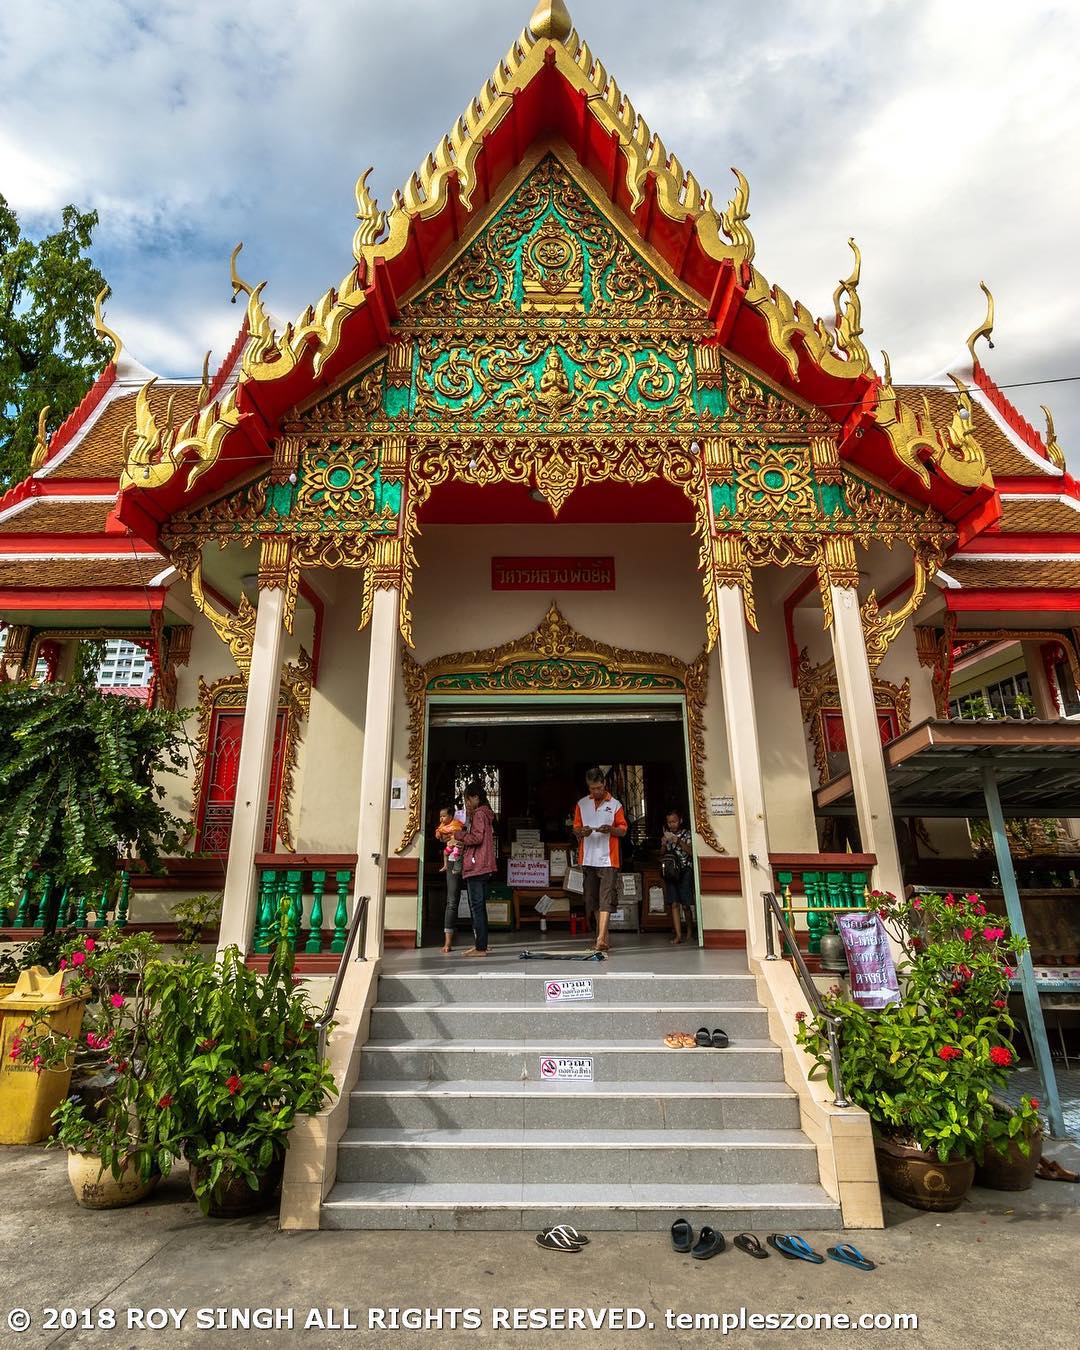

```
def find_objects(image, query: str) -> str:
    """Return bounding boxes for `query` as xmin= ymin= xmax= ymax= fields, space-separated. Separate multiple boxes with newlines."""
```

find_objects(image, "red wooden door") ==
xmin=196 ymin=709 xmax=287 ymax=855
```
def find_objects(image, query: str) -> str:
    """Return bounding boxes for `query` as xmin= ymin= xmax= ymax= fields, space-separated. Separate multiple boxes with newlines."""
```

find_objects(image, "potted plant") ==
xmin=795 ymin=890 xmax=1028 ymax=1211
xmin=974 ymin=1095 xmax=1043 ymax=1191
xmin=10 ymin=930 xmax=174 ymax=1207
xmin=144 ymin=922 xmax=336 ymax=1217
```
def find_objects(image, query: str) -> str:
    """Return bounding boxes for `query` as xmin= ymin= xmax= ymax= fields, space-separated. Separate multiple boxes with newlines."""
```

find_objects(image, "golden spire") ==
xmin=1041 ymin=405 xmax=1066 ymax=470
xmin=93 ymin=286 xmax=123 ymax=364
xmin=197 ymin=351 xmax=212 ymax=409
xmin=966 ymin=279 xmax=995 ymax=365
xmin=720 ymin=167 xmax=754 ymax=265
xmin=530 ymin=0 xmax=572 ymax=40
xmin=229 ymin=242 xmax=254 ymax=300
xmin=832 ymin=238 xmax=868 ymax=371
xmin=352 ymin=167 xmax=387 ymax=262
xmin=29 ymin=405 xmax=51 ymax=471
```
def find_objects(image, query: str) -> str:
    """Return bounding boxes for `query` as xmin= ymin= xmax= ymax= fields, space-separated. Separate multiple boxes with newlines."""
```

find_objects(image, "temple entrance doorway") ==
xmin=417 ymin=700 xmax=700 ymax=950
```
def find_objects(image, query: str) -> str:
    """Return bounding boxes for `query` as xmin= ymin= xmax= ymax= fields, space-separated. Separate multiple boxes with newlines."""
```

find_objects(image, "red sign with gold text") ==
xmin=491 ymin=557 xmax=616 ymax=590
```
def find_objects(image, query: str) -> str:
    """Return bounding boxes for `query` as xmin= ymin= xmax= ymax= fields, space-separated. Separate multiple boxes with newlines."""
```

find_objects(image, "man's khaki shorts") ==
xmin=582 ymin=865 xmax=618 ymax=914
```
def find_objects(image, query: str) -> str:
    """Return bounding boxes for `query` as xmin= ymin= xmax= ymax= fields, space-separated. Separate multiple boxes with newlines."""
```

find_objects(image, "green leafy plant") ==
xmin=9 ymin=930 xmax=169 ymax=1181
xmin=142 ymin=916 xmax=336 ymax=1213
xmin=961 ymin=695 xmax=994 ymax=720
xmin=1012 ymin=692 xmax=1037 ymax=719
xmin=979 ymin=1095 xmax=1043 ymax=1162
xmin=170 ymin=893 xmax=222 ymax=948
xmin=0 ymin=681 xmax=191 ymax=930
xmin=795 ymin=891 xmax=1027 ymax=1162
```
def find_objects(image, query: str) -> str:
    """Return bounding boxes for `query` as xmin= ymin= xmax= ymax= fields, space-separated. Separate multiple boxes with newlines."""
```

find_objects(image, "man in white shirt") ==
xmin=572 ymin=766 xmax=628 ymax=953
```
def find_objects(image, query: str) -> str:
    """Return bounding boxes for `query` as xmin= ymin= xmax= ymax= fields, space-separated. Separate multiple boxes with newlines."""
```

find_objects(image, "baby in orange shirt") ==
xmin=436 ymin=806 xmax=465 ymax=953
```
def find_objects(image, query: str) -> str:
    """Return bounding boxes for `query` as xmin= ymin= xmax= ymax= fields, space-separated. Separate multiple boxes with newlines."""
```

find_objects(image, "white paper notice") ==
xmin=648 ymin=885 xmax=665 ymax=914
xmin=544 ymin=978 xmax=594 ymax=1002
xmin=565 ymin=867 xmax=584 ymax=894
xmin=539 ymin=1055 xmax=593 ymax=1081
xmin=620 ymin=873 xmax=637 ymax=897
xmin=710 ymin=795 xmax=734 ymax=816
xmin=390 ymin=778 xmax=408 ymax=809
xmin=549 ymin=849 xmax=568 ymax=878
xmin=507 ymin=857 xmax=551 ymax=888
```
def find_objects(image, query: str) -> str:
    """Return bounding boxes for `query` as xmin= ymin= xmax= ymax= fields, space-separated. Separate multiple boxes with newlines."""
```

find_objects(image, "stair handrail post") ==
xmin=314 ymin=895 xmax=370 ymax=1065
xmin=763 ymin=890 xmax=778 ymax=960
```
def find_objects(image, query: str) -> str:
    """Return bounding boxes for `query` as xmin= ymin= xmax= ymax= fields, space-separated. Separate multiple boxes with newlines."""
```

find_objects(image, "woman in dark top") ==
xmin=458 ymin=780 xmax=496 ymax=957
xmin=660 ymin=808 xmax=694 ymax=945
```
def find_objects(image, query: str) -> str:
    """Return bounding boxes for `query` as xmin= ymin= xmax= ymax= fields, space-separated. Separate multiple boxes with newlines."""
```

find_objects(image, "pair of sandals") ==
xmin=663 ymin=1027 xmax=730 ymax=1049
xmin=670 ymin=1219 xmax=725 ymax=1260
xmin=1036 ymin=1156 xmax=1080 ymax=1183
xmin=535 ymin=1225 xmax=589 ymax=1253
xmin=768 ymin=1234 xmax=876 ymax=1271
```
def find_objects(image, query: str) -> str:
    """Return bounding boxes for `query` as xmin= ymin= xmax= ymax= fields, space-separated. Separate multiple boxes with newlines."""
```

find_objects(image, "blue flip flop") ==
xmin=767 ymin=1234 xmax=825 ymax=1264
xmin=827 ymin=1243 xmax=876 ymax=1271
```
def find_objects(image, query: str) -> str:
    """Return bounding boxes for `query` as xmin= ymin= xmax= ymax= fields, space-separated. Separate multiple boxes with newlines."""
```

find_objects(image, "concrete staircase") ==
xmin=321 ymin=965 xmax=842 ymax=1231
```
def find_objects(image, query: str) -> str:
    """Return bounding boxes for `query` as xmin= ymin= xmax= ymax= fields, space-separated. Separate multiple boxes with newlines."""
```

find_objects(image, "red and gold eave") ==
xmin=112 ymin=38 xmax=997 ymax=549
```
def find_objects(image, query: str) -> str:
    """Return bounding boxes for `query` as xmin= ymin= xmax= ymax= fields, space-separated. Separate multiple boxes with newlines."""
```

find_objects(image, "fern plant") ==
xmin=0 ymin=680 xmax=191 ymax=928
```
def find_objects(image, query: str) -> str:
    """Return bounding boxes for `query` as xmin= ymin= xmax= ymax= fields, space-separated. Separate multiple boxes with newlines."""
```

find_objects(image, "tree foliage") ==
xmin=0 ymin=194 xmax=111 ymax=485
xmin=0 ymin=676 xmax=191 ymax=915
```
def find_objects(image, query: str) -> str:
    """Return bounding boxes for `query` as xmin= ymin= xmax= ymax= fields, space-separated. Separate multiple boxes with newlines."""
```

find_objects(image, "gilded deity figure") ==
xmin=534 ymin=350 xmax=574 ymax=415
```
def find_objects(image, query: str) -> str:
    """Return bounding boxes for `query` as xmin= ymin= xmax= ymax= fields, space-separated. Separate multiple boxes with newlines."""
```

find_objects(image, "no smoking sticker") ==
xmin=544 ymin=978 xmax=594 ymax=1002
xmin=539 ymin=1056 xmax=593 ymax=1081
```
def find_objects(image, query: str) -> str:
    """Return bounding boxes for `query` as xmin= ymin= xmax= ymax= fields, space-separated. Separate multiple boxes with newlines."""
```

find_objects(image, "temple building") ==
xmin=2 ymin=0 xmax=1077 ymax=1229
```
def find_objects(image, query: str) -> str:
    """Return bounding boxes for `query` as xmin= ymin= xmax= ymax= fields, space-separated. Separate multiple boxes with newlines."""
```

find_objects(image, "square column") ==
xmin=828 ymin=585 xmax=904 ymax=898
xmin=353 ymin=585 xmax=401 ymax=960
xmin=218 ymin=584 xmax=286 ymax=952
xmin=715 ymin=583 xmax=771 ymax=957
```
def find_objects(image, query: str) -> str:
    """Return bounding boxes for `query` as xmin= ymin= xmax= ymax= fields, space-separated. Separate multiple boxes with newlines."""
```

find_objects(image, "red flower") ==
xmin=912 ymin=898 xmax=923 ymax=910
xmin=83 ymin=938 xmax=96 ymax=952
xmin=964 ymin=893 xmax=980 ymax=904
xmin=157 ymin=1093 xmax=173 ymax=1108
xmin=989 ymin=1046 xmax=1013 ymax=1067
xmin=795 ymin=1011 xmax=806 ymax=1022
xmin=261 ymin=1061 xmax=273 ymax=1072
xmin=944 ymin=894 xmax=956 ymax=908
xmin=70 ymin=951 xmax=85 ymax=967
xmin=1003 ymin=967 xmax=1015 ymax=979
xmin=198 ymin=1037 xmax=217 ymax=1052
xmin=225 ymin=1074 xmax=242 ymax=1095
xmin=110 ymin=993 xmax=125 ymax=1010
xmin=957 ymin=964 xmax=973 ymax=980
xmin=974 ymin=903 xmax=987 ymax=916
xmin=993 ymin=999 xmax=1007 ymax=1009
xmin=1030 ymin=1098 xmax=1040 ymax=1110
xmin=937 ymin=1045 xmax=961 ymax=1061
xmin=983 ymin=926 xmax=1005 ymax=942
xmin=962 ymin=928 xmax=974 ymax=941
xmin=32 ymin=1055 xmax=43 ymax=1074
xmin=59 ymin=958 xmax=67 ymax=969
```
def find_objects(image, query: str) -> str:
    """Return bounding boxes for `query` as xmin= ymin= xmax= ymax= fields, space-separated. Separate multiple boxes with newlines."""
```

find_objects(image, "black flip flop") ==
xmin=694 ymin=1027 xmax=711 ymax=1047
xmin=827 ymin=1243 xmax=875 ymax=1271
xmin=711 ymin=1028 xmax=730 ymax=1048
xmin=690 ymin=1226 xmax=726 ymax=1260
xmin=671 ymin=1217 xmax=693 ymax=1253
xmin=536 ymin=1229 xmax=582 ymax=1253
xmin=734 ymin=1233 xmax=769 ymax=1259
xmin=767 ymin=1234 xmax=824 ymax=1264
xmin=767 ymin=1234 xmax=799 ymax=1261
xmin=548 ymin=1224 xmax=589 ymax=1247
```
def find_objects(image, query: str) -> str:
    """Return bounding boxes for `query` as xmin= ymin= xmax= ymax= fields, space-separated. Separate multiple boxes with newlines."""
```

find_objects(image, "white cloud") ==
xmin=1 ymin=0 xmax=1077 ymax=462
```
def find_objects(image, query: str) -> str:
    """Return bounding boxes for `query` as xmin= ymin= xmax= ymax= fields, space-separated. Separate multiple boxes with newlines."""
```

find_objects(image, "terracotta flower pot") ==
xmin=974 ymin=1131 xmax=1043 ymax=1191
xmin=188 ymin=1151 xmax=284 ymax=1218
xmin=67 ymin=1150 xmax=159 ymax=1209
xmin=873 ymin=1132 xmax=975 ymax=1212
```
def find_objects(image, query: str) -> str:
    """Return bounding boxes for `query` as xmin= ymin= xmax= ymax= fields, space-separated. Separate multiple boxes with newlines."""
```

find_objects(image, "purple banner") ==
xmin=836 ymin=911 xmax=900 ymax=1009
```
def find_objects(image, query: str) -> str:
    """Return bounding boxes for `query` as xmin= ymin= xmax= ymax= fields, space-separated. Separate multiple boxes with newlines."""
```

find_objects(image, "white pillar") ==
xmin=715 ymin=583 xmax=771 ymax=958
xmin=353 ymin=585 xmax=400 ymax=960
xmin=218 ymin=585 xmax=286 ymax=952
xmin=828 ymin=585 xmax=905 ymax=898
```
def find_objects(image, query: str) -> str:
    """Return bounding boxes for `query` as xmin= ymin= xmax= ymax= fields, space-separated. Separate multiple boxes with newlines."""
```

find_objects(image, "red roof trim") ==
xmin=0 ymin=587 xmax=166 ymax=611
xmin=0 ymin=536 xmax=160 ymax=555
xmin=962 ymin=533 xmax=1080 ymax=555
xmin=208 ymin=320 xmax=249 ymax=404
xmin=945 ymin=588 xmax=1080 ymax=614
xmin=37 ymin=360 xmax=119 ymax=470
xmin=972 ymin=361 xmax=1049 ymax=463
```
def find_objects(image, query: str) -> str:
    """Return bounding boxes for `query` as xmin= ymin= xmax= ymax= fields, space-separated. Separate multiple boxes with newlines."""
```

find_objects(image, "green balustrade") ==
xmin=73 ymin=889 xmax=88 ymax=928
xmin=94 ymin=884 xmax=111 ymax=928
xmin=284 ymin=870 xmax=304 ymax=949
xmin=114 ymin=872 xmax=131 ymax=928
xmin=330 ymin=870 xmax=352 ymax=954
xmin=305 ymin=870 xmax=327 ymax=954
xmin=12 ymin=879 xmax=32 ymax=929
xmin=253 ymin=869 xmax=279 ymax=954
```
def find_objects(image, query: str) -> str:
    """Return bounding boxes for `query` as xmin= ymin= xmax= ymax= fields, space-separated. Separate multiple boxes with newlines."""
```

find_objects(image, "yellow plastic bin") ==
xmin=0 ymin=968 xmax=87 ymax=1145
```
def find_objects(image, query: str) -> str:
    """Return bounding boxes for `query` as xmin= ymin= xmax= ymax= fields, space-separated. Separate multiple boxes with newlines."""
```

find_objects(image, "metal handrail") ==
xmin=762 ymin=890 xmax=850 ymax=1109
xmin=314 ymin=895 xmax=370 ymax=1064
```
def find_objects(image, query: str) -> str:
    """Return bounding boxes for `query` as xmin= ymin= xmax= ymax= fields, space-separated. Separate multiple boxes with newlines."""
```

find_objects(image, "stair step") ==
xmin=375 ymin=972 xmax=759 ymax=1005
xmin=348 ymin=1079 xmax=800 ymax=1130
xmin=321 ymin=1181 xmax=841 ymax=1231
xmin=335 ymin=1126 xmax=818 ymax=1184
xmin=359 ymin=1038 xmax=783 ymax=1083
xmin=369 ymin=1003 xmax=769 ymax=1040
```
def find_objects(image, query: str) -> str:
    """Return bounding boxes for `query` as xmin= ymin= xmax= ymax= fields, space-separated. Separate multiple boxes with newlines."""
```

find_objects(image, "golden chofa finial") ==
xmin=1041 ymin=405 xmax=1066 ymax=470
xmin=29 ymin=405 xmax=51 ymax=471
xmin=197 ymin=351 xmax=212 ymax=409
xmin=229 ymin=242 xmax=255 ymax=301
xmin=93 ymin=286 xmax=123 ymax=364
xmin=720 ymin=167 xmax=755 ymax=265
xmin=530 ymin=0 xmax=572 ymax=41
xmin=353 ymin=167 xmax=387 ymax=263
xmin=966 ymin=279 xmax=995 ymax=366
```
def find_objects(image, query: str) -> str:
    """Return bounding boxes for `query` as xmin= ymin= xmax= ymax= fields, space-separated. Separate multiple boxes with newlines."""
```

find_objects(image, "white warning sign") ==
xmin=539 ymin=1056 xmax=594 ymax=1081
xmin=544 ymin=978 xmax=594 ymax=1003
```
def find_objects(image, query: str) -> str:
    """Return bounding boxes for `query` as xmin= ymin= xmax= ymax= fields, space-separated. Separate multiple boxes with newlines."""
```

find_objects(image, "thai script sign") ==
xmin=836 ymin=911 xmax=901 ymax=1009
xmin=540 ymin=1056 xmax=593 ymax=1081
xmin=491 ymin=557 xmax=616 ymax=590
xmin=507 ymin=857 xmax=551 ymax=888
xmin=544 ymin=979 xmax=594 ymax=1003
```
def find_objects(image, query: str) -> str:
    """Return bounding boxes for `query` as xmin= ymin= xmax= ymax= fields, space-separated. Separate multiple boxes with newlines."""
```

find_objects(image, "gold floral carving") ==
xmin=797 ymin=648 xmax=911 ymax=786
xmin=860 ymin=543 xmax=944 ymax=673
xmin=190 ymin=648 xmax=312 ymax=854
xmin=397 ymin=603 xmax=723 ymax=855
xmin=177 ymin=551 xmax=257 ymax=677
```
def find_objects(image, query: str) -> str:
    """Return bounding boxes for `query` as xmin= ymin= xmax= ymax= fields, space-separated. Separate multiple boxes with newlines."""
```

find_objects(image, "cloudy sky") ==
xmin=2 ymin=0 xmax=1077 ymax=465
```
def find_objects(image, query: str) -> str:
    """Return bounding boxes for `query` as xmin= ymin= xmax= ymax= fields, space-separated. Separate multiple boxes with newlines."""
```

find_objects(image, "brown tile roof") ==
xmin=0 ymin=499 xmax=117 ymax=536
xmin=47 ymin=383 xmax=203 ymax=480
xmin=946 ymin=558 xmax=1080 ymax=590
xmin=996 ymin=496 xmax=1080 ymax=536
xmin=898 ymin=385 xmax=1057 ymax=481
xmin=0 ymin=556 xmax=166 ymax=589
